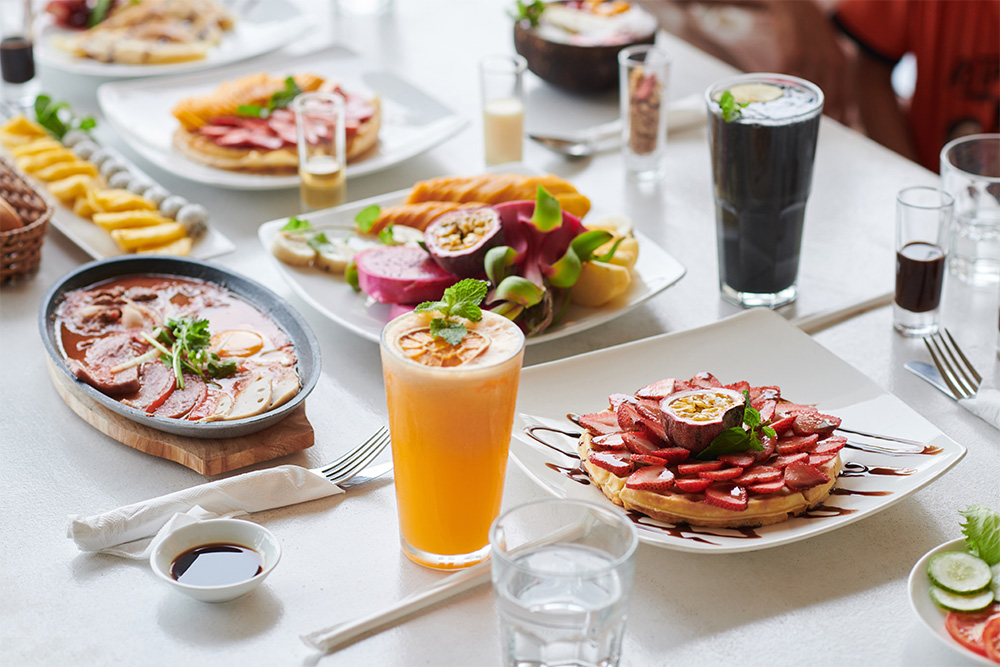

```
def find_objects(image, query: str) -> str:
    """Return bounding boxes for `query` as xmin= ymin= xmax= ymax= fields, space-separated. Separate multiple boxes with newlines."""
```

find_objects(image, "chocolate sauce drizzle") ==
xmin=830 ymin=488 xmax=892 ymax=497
xmin=799 ymin=504 xmax=859 ymax=519
xmin=524 ymin=425 xmax=580 ymax=460
xmin=841 ymin=461 xmax=917 ymax=477
xmin=626 ymin=511 xmax=761 ymax=543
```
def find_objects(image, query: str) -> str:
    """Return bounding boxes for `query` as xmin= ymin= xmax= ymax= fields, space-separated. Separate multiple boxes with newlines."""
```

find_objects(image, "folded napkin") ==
xmin=959 ymin=379 xmax=1000 ymax=431
xmin=68 ymin=465 xmax=342 ymax=559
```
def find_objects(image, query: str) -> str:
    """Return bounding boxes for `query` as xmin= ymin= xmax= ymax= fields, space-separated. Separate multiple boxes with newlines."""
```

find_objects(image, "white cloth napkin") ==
xmin=67 ymin=465 xmax=342 ymax=559
xmin=959 ymin=379 xmax=1000 ymax=431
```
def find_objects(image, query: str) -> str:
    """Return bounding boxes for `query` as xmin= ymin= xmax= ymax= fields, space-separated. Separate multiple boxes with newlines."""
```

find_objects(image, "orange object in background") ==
xmin=380 ymin=310 xmax=525 ymax=570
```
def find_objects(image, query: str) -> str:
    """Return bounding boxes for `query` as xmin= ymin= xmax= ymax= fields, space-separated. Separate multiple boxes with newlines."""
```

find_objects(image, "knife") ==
xmin=904 ymin=361 xmax=956 ymax=400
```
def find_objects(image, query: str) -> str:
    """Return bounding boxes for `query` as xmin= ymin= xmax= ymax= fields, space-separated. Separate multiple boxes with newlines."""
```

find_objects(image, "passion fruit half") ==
xmin=424 ymin=207 xmax=504 ymax=278
xmin=660 ymin=388 xmax=745 ymax=453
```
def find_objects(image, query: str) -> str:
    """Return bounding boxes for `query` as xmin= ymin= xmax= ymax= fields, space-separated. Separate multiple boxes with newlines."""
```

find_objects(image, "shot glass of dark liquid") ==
xmin=893 ymin=186 xmax=954 ymax=336
xmin=706 ymin=73 xmax=823 ymax=308
xmin=0 ymin=0 xmax=36 ymax=111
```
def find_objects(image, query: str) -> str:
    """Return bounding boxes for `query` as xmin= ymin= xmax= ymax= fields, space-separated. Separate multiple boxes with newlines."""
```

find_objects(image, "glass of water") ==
xmin=489 ymin=499 xmax=638 ymax=667
xmin=940 ymin=133 xmax=1000 ymax=286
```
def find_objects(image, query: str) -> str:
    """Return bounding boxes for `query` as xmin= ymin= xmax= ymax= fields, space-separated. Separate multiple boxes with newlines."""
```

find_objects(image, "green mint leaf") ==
xmin=762 ymin=425 xmax=777 ymax=439
xmin=509 ymin=0 xmax=546 ymax=27
xmin=448 ymin=301 xmax=482 ymax=322
xmin=77 ymin=117 xmax=97 ymax=131
xmin=378 ymin=225 xmax=397 ymax=246
xmin=414 ymin=299 xmax=448 ymax=314
xmin=355 ymin=205 xmax=381 ymax=233
xmin=695 ymin=428 xmax=754 ymax=460
xmin=429 ymin=318 xmax=467 ymax=346
xmin=742 ymin=391 xmax=762 ymax=429
xmin=960 ymin=505 xmax=1000 ymax=566
xmin=530 ymin=186 xmax=562 ymax=232
xmin=237 ymin=104 xmax=264 ymax=118
xmin=306 ymin=231 xmax=334 ymax=253
xmin=345 ymin=262 xmax=360 ymax=291
xmin=88 ymin=0 xmax=112 ymax=26
xmin=269 ymin=76 xmax=303 ymax=111
xmin=719 ymin=90 xmax=748 ymax=123
xmin=282 ymin=216 xmax=313 ymax=232
xmin=442 ymin=279 xmax=488 ymax=317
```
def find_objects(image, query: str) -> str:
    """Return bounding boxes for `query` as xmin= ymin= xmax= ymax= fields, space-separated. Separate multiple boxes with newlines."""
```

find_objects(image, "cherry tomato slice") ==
xmin=982 ymin=614 xmax=1000 ymax=664
xmin=945 ymin=604 xmax=1000 ymax=658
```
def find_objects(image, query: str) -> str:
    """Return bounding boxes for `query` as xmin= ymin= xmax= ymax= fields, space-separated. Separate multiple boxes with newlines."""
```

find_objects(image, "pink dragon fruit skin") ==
xmin=355 ymin=246 xmax=460 ymax=304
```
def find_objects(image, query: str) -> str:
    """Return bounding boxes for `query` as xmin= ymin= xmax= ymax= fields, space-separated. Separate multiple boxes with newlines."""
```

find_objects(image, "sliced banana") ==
xmin=586 ymin=215 xmax=633 ymax=238
xmin=726 ymin=83 xmax=783 ymax=105
xmin=271 ymin=231 xmax=317 ymax=266
xmin=226 ymin=372 xmax=272 ymax=421
xmin=387 ymin=225 xmax=425 ymax=245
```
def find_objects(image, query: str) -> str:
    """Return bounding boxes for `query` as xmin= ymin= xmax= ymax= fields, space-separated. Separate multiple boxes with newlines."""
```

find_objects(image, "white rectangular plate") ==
xmin=35 ymin=0 xmax=310 ymax=78
xmin=256 ymin=190 xmax=686 ymax=345
xmin=510 ymin=308 xmax=966 ymax=553
xmin=97 ymin=45 xmax=468 ymax=190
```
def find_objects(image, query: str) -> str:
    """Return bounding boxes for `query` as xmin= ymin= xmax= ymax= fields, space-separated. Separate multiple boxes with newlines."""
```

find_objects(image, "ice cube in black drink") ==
xmin=707 ymin=75 xmax=823 ymax=307
xmin=895 ymin=241 xmax=945 ymax=312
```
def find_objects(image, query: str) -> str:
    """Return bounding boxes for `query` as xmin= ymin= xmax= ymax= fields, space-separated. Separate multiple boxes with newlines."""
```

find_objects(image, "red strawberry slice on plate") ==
xmin=768 ymin=415 xmax=795 ymax=434
xmin=589 ymin=452 xmax=632 ymax=477
xmin=635 ymin=378 xmax=676 ymax=400
xmin=725 ymin=380 xmax=751 ymax=394
xmin=776 ymin=434 xmax=819 ymax=455
xmin=625 ymin=466 xmax=675 ymax=492
xmin=755 ymin=434 xmax=777 ymax=462
xmin=774 ymin=403 xmax=816 ymax=419
xmin=773 ymin=452 xmax=810 ymax=468
xmin=749 ymin=385 xmax=781 ymax=406
xmin=699 ymin=467 xmax=744 ymax=481
xmin=616 ymin=401 xmax=643 ymax=431
xmin=577 ymin=412 xmax=620 ymax=436
xmin=674 ymin=477 xmax=713 ymax=493
xmin=783 ymin=461 xmax=831 ymax=489
xmin=809 ymin=452 xmax=839 ymax=466
xmin=748 ymin=480 xmax=786 ymax=494
xmin=814 ymin=436 xmax=847 ymax=454
xmin=649 ymin=447 xmax=690 ymax=465
xmin=635 ymin=400 xmax=669 ymax=443
xmin=677 ymin=461 xmax=725 ymax=475
xmin=631 ymin=453 xmax=671 ymax=467
xmin=689 ymin=371 xmax=723 ymax=388
xmin=719 ymin=452 xmax=756 ymax=468
xmin=756 ymin=400 xmax=776 ymax=423
xmin=590 ymin=432 xmax=628 ymax=451
xmin=734 ymin=465 xmax=782 ymax=485
xmin=623 ymin=430 xmax=659 ymax=455
xmin=704 ymin=482 xmax=748 ymax=511
xmin=792 ymin=411 xmax=841 ymax=437
xmin=609 ymin=393 xmax=634 ymax=411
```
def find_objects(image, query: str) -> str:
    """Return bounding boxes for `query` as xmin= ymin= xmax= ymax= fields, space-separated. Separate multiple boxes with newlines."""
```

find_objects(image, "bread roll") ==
xmin=0 ymin=197 xmax=23 ymax=231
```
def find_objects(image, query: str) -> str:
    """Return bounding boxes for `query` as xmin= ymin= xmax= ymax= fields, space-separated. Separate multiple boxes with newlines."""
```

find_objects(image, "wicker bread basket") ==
xmin=1 ymin=155 xmax=52 ymax=284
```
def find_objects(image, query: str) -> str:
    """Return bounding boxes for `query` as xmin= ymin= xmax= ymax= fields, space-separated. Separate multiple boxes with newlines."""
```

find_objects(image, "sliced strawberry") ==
xmin=608 ymin=392 xmax=634 ymax=409
xmin=674 ymin=477 xmax=713 ymax=493
xmin=734 ymin=465 xmax=782 ymax=485
xmin=773 ymin=452 xmax=810 ymax=469
xmin=672 ymin=380 xmax=695 ymax=393
xmin=792 ymin=411 xmax=842 ymax=437
xmin=719 ymin=452 xmax=756 ymax=468
xmin=699 ymin=466 xmax=744 ymax=481
xmin=590 ymin=432 xmax=629 ymax=451
xmin=756 ymin=400 xmax=776 ymax=423
xmin=622 ymin=430 xmax=659 ymax=455
xmin=813 ymin=435 xmax=847 ymax=454
xmin=725 ymin=380 xmax=751 ymax=394
xmin=635 ymin=378 xmax=676 ymax=400
xmin=615 ymin=400 xmax=642 ymax=431
xmin=704 ymin=482 xmax=748 ymax=511
xmin=689 ymin=371 xmax=723 ymax=388
xmin=677 ymin=460 xmax=725 ymax=475
xmin=748 ymin=480 xmax=786 ymax=494
xmin=767 ymin=415 xmax=795 ymax=433
xmin=577 ymin=411 xmax=620 ymax=436
xmin=755 ymin=434 xmax=777 ymax=462
xmin=649 ymin=447 xmax=690 ymax=465
xmin=749 ymin=385 xmax=781 ymax=405
xmin=774 ymin=403 xmax=816 ymax=419
xmin=631 ymin=453 xmax=671 ymax=467
xmin=783 ymin=461 xmax=831 ymax=489
xmin=776 ymin=434 xmax=819 ymax=455
xmin=635 ymin=400 xmax=669 ymax=443
xmin=625 ymin=465 xmax=675 ymax=492
xmin=588 ymin=452 xmax=632 ymax=477
xmin=809 ymin=452 xmax=838 ymax=466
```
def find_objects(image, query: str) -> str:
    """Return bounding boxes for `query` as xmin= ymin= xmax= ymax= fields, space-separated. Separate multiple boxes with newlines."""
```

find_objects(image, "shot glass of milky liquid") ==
xmin=490 ymin=499 xmax=638 ymax=667
xmin=893 ymin=186 xmax=954 ymax=336
xmin=480 ymin=54 xmax=527 ymax=166
xmin=293 ymin=91 xmax=346 ymax=212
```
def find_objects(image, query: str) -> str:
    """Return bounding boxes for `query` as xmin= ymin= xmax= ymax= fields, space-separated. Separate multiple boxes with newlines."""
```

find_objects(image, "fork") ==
xmin=924 ymin=329 xmax=983 ymax=400
xmin=311 ymin=426 xmax=391 ymax=485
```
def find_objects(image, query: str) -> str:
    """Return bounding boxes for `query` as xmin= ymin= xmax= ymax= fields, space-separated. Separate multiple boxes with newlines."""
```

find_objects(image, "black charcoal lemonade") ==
xmin=706 ymin=74 xmax=823 ymax=308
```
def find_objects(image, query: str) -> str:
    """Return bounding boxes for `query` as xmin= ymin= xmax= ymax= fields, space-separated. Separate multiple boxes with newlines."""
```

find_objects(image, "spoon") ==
xmin=528 ymin=120 xmax=621 ymax=159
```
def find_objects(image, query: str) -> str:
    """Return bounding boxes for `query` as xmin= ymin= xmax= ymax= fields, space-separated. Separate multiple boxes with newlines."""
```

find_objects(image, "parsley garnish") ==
xmin=354 ymin=205 xmax=381 ymax=233
xmin=695 ymin=390 xmax=778 ymax=460
xmin=719 ymin=90 xmax=748 ymax=123
xmin=141 ymin=318 xmax=237 ymax=390
xmin=237 ymin=77 xmax=303 ymax=118
xmin=415 ymin=279 xmax=489 ymax=346
xmin=509 ymin=0 xmax=546 ymax=27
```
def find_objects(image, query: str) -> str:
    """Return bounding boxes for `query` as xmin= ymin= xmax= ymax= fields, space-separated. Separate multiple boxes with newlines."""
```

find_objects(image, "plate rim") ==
xmin=508 ymin=308 xmax=968 ymax=554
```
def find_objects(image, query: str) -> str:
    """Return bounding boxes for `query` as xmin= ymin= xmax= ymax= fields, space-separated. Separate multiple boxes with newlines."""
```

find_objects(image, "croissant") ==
xmin=404 ymin=174 xmax=591 ymax=219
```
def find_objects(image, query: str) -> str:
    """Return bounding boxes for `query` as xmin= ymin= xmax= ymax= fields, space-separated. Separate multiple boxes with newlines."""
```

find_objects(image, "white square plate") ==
xmin=35 ymin=0 xmax=311 ymax=78
xmin=256 ymin=188 xmax=686 ymax=345
xmin=510 ymin=308 xmax=967 ymax=553
xmin=97 ymin=45 xmax=468 ymax=190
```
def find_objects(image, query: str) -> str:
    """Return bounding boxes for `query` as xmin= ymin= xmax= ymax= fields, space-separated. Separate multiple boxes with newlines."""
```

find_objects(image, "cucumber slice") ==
xmin=992 ymin=563 xmax=1000 ymax=598
xmin=929 ymin=585 xmax=995 ymax=613
xmin=927 ymin=551 xmax=993 ymax=594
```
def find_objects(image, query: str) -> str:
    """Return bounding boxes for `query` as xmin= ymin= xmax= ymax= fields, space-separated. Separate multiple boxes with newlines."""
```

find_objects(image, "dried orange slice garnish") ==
xmin=398 ymin=328 xmax=489 ymax=367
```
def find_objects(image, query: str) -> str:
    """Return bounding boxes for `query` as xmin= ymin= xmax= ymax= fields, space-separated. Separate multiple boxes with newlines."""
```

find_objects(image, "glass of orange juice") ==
xmin=380 ymin=308 xmax=525 ymax=570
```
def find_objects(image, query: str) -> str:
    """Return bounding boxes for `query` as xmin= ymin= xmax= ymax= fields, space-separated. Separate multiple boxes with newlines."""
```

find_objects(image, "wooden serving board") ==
xmin=47 ymin=358 xmax=314 ymax=475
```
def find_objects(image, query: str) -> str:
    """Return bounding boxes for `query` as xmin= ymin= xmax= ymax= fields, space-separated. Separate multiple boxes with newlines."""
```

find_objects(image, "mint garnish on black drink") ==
xmin=707 ymin=75 xmax=824 ymax=308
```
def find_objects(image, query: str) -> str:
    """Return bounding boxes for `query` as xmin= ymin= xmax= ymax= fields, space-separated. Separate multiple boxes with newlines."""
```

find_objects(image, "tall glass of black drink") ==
xmin=0 ymin=0 xmax=37 ymax=111
xmin=706 ymin=73 xmax=824 ymax=308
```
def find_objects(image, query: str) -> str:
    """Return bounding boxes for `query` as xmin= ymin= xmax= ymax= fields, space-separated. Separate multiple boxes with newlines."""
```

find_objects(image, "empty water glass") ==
xmin=940 ymin=133 xmax=1000 ymax=286
xmin=490 ymin=499 xmax=638 ymax=667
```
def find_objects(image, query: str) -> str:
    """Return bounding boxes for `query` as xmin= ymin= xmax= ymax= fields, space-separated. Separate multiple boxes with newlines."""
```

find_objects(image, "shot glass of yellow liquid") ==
xmin=293 ymin=91 xmax=346 ymax=211
xmin=480 ymin=54 xmax=527 ymax=167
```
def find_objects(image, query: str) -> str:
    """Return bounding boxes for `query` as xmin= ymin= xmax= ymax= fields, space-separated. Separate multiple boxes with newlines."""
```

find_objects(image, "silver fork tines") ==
xmin=924 ymin=329 xmax=982 ymax=400
xmin=311 ymin=426 xmax=391 ymax=485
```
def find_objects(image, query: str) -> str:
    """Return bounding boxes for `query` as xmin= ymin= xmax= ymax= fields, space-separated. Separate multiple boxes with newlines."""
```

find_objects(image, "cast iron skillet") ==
xmin=39 ymin=256 xmax=321 ymax=439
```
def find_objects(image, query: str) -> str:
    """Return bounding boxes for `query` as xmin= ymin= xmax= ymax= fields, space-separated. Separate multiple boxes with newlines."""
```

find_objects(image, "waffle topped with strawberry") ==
xmin=577 ymin=372 xmax=845 ymax=528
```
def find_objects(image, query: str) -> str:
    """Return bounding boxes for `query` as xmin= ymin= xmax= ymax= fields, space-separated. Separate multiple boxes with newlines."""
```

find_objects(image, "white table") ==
xmin=2 ymin=2 xmax=997 ymax=665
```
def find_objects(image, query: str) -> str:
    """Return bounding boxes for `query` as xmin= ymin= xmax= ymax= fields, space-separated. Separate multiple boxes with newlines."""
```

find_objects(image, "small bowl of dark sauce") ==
xmin=150 ymin=518 xmax=281 ymax=603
